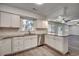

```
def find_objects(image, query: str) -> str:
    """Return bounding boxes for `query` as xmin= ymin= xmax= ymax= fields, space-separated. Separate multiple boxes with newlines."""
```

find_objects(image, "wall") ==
xmin=69 ymin=25 xmax=79 ymax=35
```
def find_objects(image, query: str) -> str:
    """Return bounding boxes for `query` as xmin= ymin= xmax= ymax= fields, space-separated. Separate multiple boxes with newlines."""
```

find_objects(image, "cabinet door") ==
xmin=29 ymin=36 xmax=37 ymax=47
xmin=23 ymin=36 xmax=31 ymax=50
xmin=55 ymin=36 xmax=68 ymax=54
xmin=24 ymin=36 xmax=37 ymax=50
xmin=36 ymin=20 xmax=48 ymax=28
xmin=45 ymin=35 xmax=56 ymax=48
xmin=12 ymin=37 xmax=19 ymax=52
xmin=0 ymin=39 xmax=11 ymax=55
xmin=18 ymin=37 xmax=24 ymax=51
xmin=54 ymin=36 xmax=63 ymax=52
xmin=0 ymin=12 xmax=11 ymax=27
xmin=12 ymin=37 xmax=24 ymax=53
xmin=11 ymin=14 xmax=20 ymax=27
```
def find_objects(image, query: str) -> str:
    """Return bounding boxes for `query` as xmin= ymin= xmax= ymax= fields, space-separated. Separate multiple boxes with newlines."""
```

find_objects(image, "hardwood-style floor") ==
xmin=14 ymin=46 xmax=61 ymax=56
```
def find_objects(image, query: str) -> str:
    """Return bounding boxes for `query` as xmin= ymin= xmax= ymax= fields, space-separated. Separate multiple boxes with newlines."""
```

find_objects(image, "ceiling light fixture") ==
xmin=35 ymin=3 xmax=44 ymax=5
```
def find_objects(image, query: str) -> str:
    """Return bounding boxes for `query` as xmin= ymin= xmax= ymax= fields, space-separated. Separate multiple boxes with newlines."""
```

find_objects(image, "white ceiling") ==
xmin=1 ymin=3 xmax=79 ymax=17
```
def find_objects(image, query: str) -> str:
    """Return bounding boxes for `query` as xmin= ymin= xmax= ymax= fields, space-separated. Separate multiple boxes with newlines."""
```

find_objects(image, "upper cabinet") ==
xmin=0 ymin=12 xmax=20 ymax=28
xmin=0 ymin=12 xmax=11 ymax=27
xmin=36 ymin=20 xmax=48 ymax=29
xmin=11 ymin=14 xmax=20 ymax=27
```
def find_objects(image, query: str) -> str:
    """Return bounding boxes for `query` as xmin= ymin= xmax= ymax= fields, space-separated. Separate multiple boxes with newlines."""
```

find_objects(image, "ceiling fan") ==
xmin=62 ymin=16 xmax=72 ymax=23
xmin=58 ymin=7 xmax=72 ymax=23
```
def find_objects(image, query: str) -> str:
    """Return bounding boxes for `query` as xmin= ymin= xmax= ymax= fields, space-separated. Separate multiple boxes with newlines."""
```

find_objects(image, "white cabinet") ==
xmin=23 ymin=36 xmax=31 ymax=50
xmin=0 ymin=39 xmax=11 ymax=55
xmin=0 ymin=35 xmax=38 ymax=56
xmin=12 ymin=35 xmax=37 ymax=53
xmin=11 ymin=14 xmax=20 ymax=27
xmin=18 ymin=37 xmax=24 ymax=51
xmin=54 ymin=36 xmax=64 ymax=52
xmin=12 ymin=37 xmax=19 ymax=52
xmin=45 ymin=35 xmax=68 ymax=54
xmin=0 ymin=12 xmax=11 ymax=27
xmin=24 ymin=36 xmax=37 ymax=50
xmin=29 ymin=36 xmax=37 ymax=47
xmin=36 ymin=20 xmax=48 ymax=28
xmin=0 ymin=35 xmax=37 ymax=55
xmin=12 ymin=37 xmax=24 ymax=52
xmin=0 ymin=12 xmax=20 ymax=28
xmin=45 ymin=35 xmax=56 ymax=48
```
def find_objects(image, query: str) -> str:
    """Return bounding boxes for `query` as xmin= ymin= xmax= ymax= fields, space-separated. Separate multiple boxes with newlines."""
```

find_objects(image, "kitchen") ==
xmin=0 ymin=3 xmax=79 ymax=56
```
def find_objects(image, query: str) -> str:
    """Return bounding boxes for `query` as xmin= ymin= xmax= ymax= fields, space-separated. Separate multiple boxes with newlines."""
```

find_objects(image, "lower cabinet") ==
xmin=0 ymin=39 xmax=11 ymax=55
xmin=54 ymin=36 xmax=64 ymax=53
xmin=0 ymin=35 xmax=38 ymax=55
xmin=24 ymin=36 xmax=37 ymax=50
xmin=45 ymin=35 xmax=68 ymax=54
xmin=45 ymin=35 xmax=56 ymax=48
xmin=12 ymin=37 xmax=24 ymax=53
xmin=0 ymin=35 xmax=68 ymax=55
xmin=12 ymin=35 xmax=37 ymax=54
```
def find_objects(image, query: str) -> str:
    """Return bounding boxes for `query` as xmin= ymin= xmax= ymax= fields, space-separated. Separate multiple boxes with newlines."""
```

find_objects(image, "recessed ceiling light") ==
xmin=35 ymin=3 xmax=44 ymax=5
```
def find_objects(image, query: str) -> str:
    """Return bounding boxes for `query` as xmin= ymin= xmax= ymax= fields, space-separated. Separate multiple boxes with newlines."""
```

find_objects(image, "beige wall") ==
xmin=69 ymin=25 xmax=79 ymax=35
